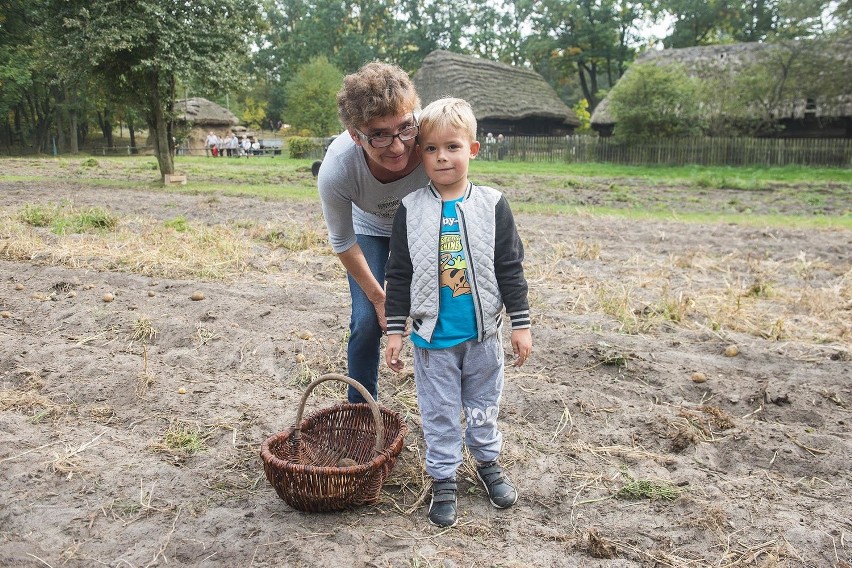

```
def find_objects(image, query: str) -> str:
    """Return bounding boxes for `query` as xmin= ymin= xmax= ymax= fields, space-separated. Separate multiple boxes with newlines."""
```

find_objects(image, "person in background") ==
xmin=317 ymin=61 xmax=430 ymax=404
xmin=384 ymin=97 xmax=532 ymax=527
xmin=484 ymin=132 xmax=495 ymax=160
xmin=205 ymin=131 xmax=219 ymax=157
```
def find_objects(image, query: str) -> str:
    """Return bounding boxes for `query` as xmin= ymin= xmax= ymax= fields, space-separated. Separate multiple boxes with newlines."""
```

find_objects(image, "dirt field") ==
xmin=1 ymin=158 xmax=850 ymax=567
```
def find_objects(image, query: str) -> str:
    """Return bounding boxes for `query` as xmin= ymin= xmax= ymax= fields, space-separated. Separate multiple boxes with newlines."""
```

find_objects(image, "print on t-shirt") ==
xmin=439 ymin=223 xmax=470 ymax=298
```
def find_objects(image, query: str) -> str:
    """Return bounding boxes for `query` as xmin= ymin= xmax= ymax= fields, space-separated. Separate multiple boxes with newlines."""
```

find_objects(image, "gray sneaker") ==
xmin=476 ymin=462 xmax=518 ymax=508
xmin=428 ymin=479 xmax=458 ymax=527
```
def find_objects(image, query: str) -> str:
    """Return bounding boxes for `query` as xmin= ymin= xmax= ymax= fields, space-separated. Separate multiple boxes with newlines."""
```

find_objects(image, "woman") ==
xmin=318 ymin=62 xmax=430 ymax=403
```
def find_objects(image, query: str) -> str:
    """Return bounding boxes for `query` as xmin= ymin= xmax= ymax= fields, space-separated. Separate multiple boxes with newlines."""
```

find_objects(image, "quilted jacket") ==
xmin=385 ymin=182 xmax=530 ymax=344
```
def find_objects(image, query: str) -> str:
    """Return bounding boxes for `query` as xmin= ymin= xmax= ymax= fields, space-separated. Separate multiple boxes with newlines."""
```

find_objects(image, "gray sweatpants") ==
xmin=413 ymin=333 xmax=505 ymax=480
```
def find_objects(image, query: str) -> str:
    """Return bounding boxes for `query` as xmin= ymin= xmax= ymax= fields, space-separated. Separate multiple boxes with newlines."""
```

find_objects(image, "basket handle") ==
xmin=292 ymin=373 xmax=386 ymax=454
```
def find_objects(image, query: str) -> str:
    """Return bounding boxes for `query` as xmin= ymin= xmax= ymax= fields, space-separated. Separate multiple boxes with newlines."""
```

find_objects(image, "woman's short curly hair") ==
xmin=337 ymin=62 xmax=421 ymax=131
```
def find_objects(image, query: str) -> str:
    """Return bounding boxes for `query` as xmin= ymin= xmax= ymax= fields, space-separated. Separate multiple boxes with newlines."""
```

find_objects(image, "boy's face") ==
xmin=417 ymin=125 xmax=480 ymax=195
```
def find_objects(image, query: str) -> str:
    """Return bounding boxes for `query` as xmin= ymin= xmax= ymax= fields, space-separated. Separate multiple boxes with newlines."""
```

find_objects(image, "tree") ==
xmin=464 ymin=0 xmax=535 ymax=66
xmin=283 ymin=57 xmax=343 ymax=136
xmin=242 ymin=97 xmax=268 ymax=132
xmin=702 ymin=39 xmax=852 ymax=136
xmin=38 ymin=0 xmax=259 ymax=180
xmin=607 ymin=62 xmax=703 ymax=142
xmin=572 ymin=98 xmax=592 ymax=133
xmin=528 ymin=0 xmax=651 ymax=111
xmin=0 ymin=1 xmax=45 ymax=153
xmin=655 ymin=0 xmax=837 ymax=46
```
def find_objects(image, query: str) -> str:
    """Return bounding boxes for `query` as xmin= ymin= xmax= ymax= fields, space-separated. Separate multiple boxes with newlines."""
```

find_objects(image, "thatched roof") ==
xmin=174 ymin=97 xmax=239 ymax=126
xmin=413 ymin=50 xmax=580 ymax=128
xmin=591 ymin=40 xmax=852 ymax=126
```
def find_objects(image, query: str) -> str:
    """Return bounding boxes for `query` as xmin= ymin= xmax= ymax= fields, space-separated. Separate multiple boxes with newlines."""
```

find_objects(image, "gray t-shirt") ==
xmin=318 ymin=134 xmax=429 ymax=253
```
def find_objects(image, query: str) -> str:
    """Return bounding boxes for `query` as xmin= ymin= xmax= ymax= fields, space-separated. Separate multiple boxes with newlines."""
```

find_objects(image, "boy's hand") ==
xmin=511 ymin=328 xmax=532 ymax=367
xmin=385 ymin=334 xmax=405 ymax=373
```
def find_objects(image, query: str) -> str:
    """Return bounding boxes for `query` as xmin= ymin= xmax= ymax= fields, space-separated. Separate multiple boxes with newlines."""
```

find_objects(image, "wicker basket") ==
xmin=260 ymin=373 xmax=408 ymax=512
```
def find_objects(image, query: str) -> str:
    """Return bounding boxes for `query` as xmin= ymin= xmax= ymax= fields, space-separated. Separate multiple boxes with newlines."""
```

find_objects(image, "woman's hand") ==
xmin=370 ymin=293 xmax=387 ymax=331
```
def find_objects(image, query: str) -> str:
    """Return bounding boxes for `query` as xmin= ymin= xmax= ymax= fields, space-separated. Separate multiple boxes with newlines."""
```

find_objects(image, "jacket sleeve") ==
xmin=493 ymin=196 xmax=530 ymax=329
xmin=385 ymin=203 xmax=413 ymax=335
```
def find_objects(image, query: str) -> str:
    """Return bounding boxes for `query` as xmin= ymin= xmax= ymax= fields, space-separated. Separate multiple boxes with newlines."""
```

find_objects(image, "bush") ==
xmin=287 ymin=136 xmax=321 ymax=159
xmin=283 ymin=56 xmax=343 ymax=136
xmin=608 ymin=63 xmax=704 ymax=143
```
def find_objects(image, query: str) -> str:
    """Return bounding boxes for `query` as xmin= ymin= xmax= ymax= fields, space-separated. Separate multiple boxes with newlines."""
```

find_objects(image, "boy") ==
xmin=384 ymin=97 xmax=532 ymax=527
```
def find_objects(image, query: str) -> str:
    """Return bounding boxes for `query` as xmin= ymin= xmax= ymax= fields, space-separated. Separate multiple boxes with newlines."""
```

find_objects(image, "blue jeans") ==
xmin=346 ymin=234 xmax=390 ymax=403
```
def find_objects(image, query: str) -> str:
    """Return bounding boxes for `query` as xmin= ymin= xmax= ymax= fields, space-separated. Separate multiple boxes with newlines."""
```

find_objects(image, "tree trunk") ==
xmin=145 ymin=71 xmax=174 ymax=180
xmin=66 ymin=87 xmax=79 ymax=154
xmin=98 ymin=108 xmax=114 ymax=148
xmin=70 ymin=111 xmax=79 ymax=153
xmin=14 ymin=107 xmax=24 ymax=153
xmin=55 ymin=107 xmax=65 ymax=154
xmin=578 ymin=62 xmax=597 ymax=112
xmin=129 ymin=120 xmax=137 ymax=155
xmin=54 ymin=87 xmax=66 ymax=153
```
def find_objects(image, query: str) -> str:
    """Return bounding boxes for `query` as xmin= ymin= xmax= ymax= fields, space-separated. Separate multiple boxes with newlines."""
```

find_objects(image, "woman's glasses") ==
xmin=355 ymin=123 xmax=419 ymax=148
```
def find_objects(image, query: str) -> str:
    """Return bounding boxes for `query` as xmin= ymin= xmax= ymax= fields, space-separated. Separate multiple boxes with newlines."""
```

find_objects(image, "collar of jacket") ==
xmin=426 ymin=181 xmax=473 ymax=201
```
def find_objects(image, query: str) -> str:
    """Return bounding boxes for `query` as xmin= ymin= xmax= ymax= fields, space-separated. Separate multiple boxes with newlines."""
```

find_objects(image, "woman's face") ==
xmin=350 ymin=112 xmax=419 ymax=180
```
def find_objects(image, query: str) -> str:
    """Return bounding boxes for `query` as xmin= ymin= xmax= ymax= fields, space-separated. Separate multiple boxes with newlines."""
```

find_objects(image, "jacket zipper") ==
xmin=456 ymin=200 xmax=485 ymax=341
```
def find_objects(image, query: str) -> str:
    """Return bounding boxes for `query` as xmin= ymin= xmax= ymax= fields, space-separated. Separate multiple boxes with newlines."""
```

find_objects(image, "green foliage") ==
xmin=572 ymin=98 xmax=592 ymax=133
xmin=241 ymin=97 xmax=267 ymax=131
xmin=659 ymin=0 xmax=837 ymax=46
xmin=283 ymin=57 xmax=343 ymax=136
xmin=286 ymin=136 xmax=322 ymax=159
xmin=608 ymin=63 xmax=704 ymax=143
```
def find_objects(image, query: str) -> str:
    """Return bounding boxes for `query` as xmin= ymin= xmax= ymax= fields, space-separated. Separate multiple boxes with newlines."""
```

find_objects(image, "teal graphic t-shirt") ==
xmin=413 ymin=198 xmax=477 ymax=349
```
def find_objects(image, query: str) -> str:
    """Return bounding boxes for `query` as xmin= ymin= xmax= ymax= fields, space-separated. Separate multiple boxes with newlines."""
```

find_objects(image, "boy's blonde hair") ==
xmin=337 ymin=62 xmax=421 ymax=130
xmin=418 ymin=97 xmax=477 ymax=141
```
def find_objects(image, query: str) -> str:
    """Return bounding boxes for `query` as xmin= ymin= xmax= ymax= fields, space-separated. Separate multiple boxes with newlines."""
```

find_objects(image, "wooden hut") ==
xmin=413 ymin=50 xmax=580 ymax=137
xmin=591 ymin=40 xmax=852 ymax=138
xmin=173 ymin=97 xmax=240 ymax=154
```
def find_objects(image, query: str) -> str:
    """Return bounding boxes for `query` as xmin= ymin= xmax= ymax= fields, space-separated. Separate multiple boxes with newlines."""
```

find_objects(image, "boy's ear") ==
xmin=469 ymin=140 xmax=481 ymax=159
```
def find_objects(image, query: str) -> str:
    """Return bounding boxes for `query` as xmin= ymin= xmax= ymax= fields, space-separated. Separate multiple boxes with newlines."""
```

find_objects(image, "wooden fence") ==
xmin=84 ymin=136 xmax=851 ymax=167
xmin=491 ymin=136 xmax=852 ymax=167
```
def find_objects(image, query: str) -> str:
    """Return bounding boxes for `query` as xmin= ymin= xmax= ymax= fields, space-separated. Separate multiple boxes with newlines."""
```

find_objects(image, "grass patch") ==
xmin=163 ymin=215 xmax=189 ymax=232
xmin=2 ymin=209 xmax=250 ymax=280
xmin=19 ymin=202 xmax=118 ymax=234
xmin=470 ymin=160 xmax=852 ymax=184
xmin=615 ymin=467 xmax=680 ymax=501
xmin=19 ymin=203 xmax=59 ymax=227
xmin=3 ymin=156 xmax=849 ymax=228
xmin=150 ymin=421 xmax=208 ymax=458
xmin=511 ymin=202 xmax=852 ymax=230
xmin=259 ymin=226 xmax=327 ymax=251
